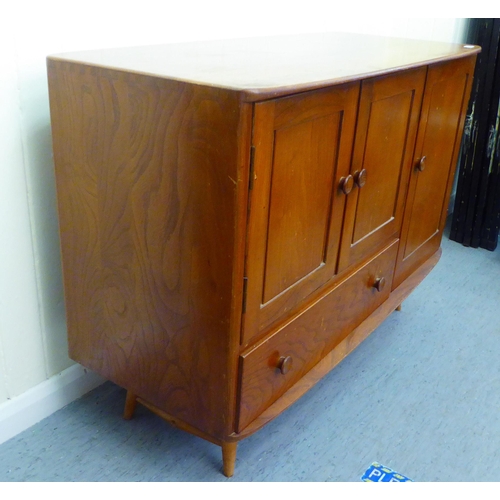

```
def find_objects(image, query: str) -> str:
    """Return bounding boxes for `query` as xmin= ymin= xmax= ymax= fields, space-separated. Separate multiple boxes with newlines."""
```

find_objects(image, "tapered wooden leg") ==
xmin=222 ymin=441 xmax=238 ymax=477
xmin=123 ymin=390 xmax=137 ymax=420
xmin=396 ymin=304 xmax=402 ymax=311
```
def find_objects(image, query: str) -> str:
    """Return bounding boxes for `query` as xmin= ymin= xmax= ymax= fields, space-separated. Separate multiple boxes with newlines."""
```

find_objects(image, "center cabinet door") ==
xmin=242 ymin=83 xmax=360 ymax=345
xmin=338 ymin=68 xmax=426 ymax=271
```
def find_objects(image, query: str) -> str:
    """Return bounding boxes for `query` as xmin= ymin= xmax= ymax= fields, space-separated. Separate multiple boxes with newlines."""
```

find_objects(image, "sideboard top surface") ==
xmin=47 ymin=32 xmax=480 ymax=100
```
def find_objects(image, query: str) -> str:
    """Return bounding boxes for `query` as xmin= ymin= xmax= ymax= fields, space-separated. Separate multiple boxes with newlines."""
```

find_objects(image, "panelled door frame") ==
xmin=242 ymin=83 xmax=360 ymax=346
xmin=393 ymin=56 xmax=477 ymax=289
xmin=338 ymin=67 xmax=426 ymax=272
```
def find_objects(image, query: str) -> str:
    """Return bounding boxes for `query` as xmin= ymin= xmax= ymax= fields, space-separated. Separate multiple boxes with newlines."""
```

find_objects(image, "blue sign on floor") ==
xmin=361 ymin=462 xmax=413 ymax=482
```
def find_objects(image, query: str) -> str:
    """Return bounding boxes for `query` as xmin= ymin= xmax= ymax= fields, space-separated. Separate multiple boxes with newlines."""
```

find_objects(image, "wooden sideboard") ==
xmin=47 ymin=33 xmax=479 ymax=477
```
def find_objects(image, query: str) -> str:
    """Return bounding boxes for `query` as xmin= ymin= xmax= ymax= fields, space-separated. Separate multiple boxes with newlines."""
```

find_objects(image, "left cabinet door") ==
xmin=242 ymin=83 xmax=360 ymax=346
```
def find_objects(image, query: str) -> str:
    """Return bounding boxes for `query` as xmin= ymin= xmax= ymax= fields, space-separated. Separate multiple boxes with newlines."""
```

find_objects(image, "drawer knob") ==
xmin=339 ymin=175 xmax=354 ymax=195
xmin=373 ymin=277 xmax=386 ymax=292
xmin=354 ymin=169 xmax=367 ymax=188
xmin=416 ymin=155 xmax=426 ymax=172
xmin=277 ymin=355 xmax=293 ymax=375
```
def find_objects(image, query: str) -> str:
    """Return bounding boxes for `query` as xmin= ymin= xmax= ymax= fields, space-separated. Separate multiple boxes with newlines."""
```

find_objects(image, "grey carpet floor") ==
xmin=1 ymin=230 xmax=499 ymax=482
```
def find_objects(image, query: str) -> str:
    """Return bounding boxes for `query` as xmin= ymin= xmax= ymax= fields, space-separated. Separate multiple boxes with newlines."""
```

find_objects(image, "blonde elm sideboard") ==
xmin=46 ymin=33 xmax=479 ymax=477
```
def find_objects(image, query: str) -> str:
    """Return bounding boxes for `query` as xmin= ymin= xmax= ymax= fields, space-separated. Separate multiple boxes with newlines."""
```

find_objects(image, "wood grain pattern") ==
xmin=47 ymin=36 xmax=478 ymax=476
xmin=47 ymin=60 xmax=249 ymax=439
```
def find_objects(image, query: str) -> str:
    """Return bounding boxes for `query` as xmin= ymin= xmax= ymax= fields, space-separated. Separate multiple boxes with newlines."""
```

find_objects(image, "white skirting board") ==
xmin=0 ymin=364 xmax=105 ymax=446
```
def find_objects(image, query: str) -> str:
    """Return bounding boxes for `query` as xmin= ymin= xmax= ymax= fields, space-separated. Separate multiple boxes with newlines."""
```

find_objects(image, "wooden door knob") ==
xmin=416 ymin=155 xmax=426 ymax=172
xmin=277 ymin=355 xmax=293 ymax=375
xmin=373 ymin=277 xmax=386 ymax=292
xmin=354 ymin=169 xmax=367 ymax=187
xmin=339 ymin=174 xmax=354 ymax=195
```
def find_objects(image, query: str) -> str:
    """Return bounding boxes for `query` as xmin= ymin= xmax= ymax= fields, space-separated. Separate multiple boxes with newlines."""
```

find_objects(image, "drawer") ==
xmin=237 ymin=241 xmax=398 ymax=432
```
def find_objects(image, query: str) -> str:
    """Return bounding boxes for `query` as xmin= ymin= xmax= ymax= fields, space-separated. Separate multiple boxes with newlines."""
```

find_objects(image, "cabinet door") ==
xmin=242 ymin=83 xmax=359 ymax=345
xmin=338 ymin=68 xmax=426 ymax=271
xmin=393 ymin=56 xmax=476 ymax=289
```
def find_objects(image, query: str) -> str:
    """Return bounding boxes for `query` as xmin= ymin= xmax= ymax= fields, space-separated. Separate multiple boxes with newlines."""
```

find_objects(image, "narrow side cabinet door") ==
xmin=242 ymin=83 xmax=359 ymax=346
xmin=338 ymin=67 xmax=426 ymax=271
xmin=393 ymin=56 xmax=477 ymax=288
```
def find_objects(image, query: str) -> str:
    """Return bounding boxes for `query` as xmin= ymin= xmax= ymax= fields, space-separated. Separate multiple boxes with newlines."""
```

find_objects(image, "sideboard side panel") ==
xmin=47 ymin=60 xmax=245 ymax=438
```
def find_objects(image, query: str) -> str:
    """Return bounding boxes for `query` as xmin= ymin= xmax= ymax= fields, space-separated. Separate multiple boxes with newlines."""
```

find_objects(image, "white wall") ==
xmin=0 ymin=0 xmax=469 ymax=435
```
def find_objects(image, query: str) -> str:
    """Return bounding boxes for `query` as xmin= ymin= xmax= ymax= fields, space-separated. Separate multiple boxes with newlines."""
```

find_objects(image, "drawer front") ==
xmin=237 ymin=241 xmax=398 ymax=432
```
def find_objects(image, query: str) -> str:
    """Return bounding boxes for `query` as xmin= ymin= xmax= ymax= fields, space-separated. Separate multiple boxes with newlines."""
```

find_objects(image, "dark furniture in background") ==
xmin=451 ymin=18 xmax=500 ymax=251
